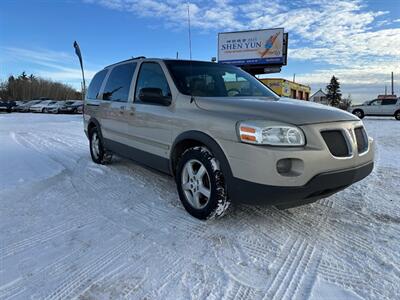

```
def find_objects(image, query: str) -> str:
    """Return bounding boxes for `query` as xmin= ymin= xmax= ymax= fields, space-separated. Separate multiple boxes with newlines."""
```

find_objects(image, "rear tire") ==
xmin=89 ymin=126 xmax=112 ymax=164
xmin=395 ymin=110 xmax=400 ymax=120
xmin=352 ymin=109 xmax=364 ymax=119
xmin=176 ymin=147 xmax=230 ymax=220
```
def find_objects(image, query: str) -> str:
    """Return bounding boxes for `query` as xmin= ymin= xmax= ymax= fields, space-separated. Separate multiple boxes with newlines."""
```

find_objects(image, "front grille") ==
xmin=354 ymin=127 xmax=368 ymax=153
xmin=321 ymin=130 xmax=350 ymax=157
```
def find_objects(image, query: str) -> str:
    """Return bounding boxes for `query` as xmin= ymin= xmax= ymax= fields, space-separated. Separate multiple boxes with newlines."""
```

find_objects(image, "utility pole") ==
xmin=187 ymin=2 xmax=192 ymax=60
xmin=391 ymin=72 xmax=394 ymax=95
xmin=293 ymin=73 xmax=296 ymax=83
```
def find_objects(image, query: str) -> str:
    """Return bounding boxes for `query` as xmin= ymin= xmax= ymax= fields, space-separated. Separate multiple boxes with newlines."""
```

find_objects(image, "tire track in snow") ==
xmin=0 ymin=215 xmax=97 ymax=259
xmin=13 ymin=131 xmax=86 ymax=171
xmin=224 ymin=281 xmax=257 ymax=300
xmin=141 ymin=256 xmax=186 ymax=300
xmin=262 ymin=238 xmax=305 ymax=299
xmin=271 ymin=243 xmax=318 ymax=300
xmin=318 ymin=260 xmax=388 ymax=300
xmin=78 ymin=246 xmax=154 ymax=299
xmin=70 ymin=159 xmax=212 ymax=240
xmin=42 ymin=238 xmax=134 ymax=300
xmin=0 ymin=246 xmax=91 ymax=300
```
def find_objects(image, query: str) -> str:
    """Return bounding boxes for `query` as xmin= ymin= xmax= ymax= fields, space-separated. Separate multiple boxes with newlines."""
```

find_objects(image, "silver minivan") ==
xmin=84 ymin=58 xmax=374 ymax=219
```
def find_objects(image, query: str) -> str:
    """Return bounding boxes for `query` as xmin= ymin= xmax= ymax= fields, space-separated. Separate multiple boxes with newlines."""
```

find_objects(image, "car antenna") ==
xmin=187 ymin=1 xmax=195 ymax=104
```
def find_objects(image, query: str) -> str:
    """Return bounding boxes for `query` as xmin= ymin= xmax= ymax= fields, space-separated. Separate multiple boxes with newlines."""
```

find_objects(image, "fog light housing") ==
xmin=276 ymin=158 xmax=304 ymax=177
xmin=276 ymin=159 xmax=292 ymax=175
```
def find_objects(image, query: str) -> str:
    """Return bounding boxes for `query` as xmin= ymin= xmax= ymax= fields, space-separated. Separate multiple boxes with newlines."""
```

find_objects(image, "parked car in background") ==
xmin=30 ymin=100 xmax=57 ymax=112
xmin=77 ymin=103 xmax=83 ymax=114
xmin=59 ymin=100 xmax=83 ymax=114
xmin=14 ymin=100 xmax=42 ymax=112
xmin=84 ymin=58 xmax=374 ymax=220
xmin=0 ymin=100 xmax=17 ymax=113
xmin=46 ymin=101 xmax=66 ymax=114
xmin=12 ymin=101 xmax=26 ymax=111
xmin=351 ymin=97 xmax=400 ymax=120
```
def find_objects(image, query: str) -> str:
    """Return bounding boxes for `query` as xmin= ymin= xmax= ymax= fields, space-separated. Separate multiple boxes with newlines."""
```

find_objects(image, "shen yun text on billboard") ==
xmin=218 ymin=28 xmax=285 ymax=66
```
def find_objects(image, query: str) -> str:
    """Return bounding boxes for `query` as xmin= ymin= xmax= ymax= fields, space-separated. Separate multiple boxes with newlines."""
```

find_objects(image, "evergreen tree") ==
xmin=19 ymin=71 xmax=28 ymax=80
xmin=326 ymin=76 xmax=342 ymax=107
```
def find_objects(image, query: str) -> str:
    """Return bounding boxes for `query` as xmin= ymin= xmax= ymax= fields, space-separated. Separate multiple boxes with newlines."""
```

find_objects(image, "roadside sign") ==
xmin=218 ymin=28 xmax=286 ymax=66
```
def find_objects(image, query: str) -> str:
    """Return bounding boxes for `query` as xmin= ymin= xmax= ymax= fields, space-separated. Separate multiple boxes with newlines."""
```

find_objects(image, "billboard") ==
xmin=218 ymin=28 xmax=286 ymax=66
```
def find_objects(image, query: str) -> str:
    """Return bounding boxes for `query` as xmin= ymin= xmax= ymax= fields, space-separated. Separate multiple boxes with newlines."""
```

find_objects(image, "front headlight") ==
xmin=237 ymin=120 xmax=305 ymax=146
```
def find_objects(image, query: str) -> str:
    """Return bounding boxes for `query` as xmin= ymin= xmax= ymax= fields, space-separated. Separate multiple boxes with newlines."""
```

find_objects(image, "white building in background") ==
xmin=310 ymin=89 xmax=329 ymax=105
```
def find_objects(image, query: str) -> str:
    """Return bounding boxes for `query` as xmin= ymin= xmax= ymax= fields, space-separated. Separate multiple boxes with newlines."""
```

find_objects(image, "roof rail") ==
xmin=104 ymin=56 xmax=146 ymax=69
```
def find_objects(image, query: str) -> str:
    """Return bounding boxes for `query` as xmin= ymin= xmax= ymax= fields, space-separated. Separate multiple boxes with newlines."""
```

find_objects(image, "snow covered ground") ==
xmin=0 ymin=113 xmax=399 ymax=300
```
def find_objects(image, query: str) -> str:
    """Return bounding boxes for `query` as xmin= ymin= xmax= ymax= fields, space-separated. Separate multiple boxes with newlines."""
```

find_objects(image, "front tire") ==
xmin=395 ymin=110 xmax=400 ymax=121
xmin=352 ymin=109 xmax=364 ymax=119
xmin=176 ymin=147 xmax=230 ymax=220
xmin=89 ymin=127 xmax=112 ymax=164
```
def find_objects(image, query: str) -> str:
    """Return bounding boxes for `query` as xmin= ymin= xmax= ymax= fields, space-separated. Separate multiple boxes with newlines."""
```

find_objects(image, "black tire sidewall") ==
xmin=89 ymin=127 xmax=105 ymax=164
xmin=395 ymin=111 xmax=400 ymax=120
xmin=353 ymin=109 xmax=364 ymax=119
xmin=176 ymin=148 xmax=227 ymax=220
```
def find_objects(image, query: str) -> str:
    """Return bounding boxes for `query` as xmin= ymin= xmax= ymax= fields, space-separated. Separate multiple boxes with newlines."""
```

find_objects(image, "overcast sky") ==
xmin=1 ymin=0 xmax=399 ymax=103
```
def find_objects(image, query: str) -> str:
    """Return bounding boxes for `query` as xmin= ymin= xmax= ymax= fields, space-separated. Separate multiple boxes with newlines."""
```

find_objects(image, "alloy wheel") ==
xmin=181 ymin=159 xmax=211 ymax=209
xmin=91 ymin=132 xmax=100 ymax=160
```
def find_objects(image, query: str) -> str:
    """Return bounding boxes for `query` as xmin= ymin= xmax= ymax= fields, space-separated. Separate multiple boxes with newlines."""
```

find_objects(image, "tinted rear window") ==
xmin=103 ymin=63 xmax=137 ymax=102
xmin=382 ymin=99 xmax=397 ymax=105
xmin=87 ymin=69 xmax=108 ymax=100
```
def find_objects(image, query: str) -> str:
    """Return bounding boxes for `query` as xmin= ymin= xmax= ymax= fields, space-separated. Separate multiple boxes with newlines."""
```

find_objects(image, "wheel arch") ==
xmin=170 ymin=131 xmax=233 ymax=181
xmin=87 ymin=117 xmax=103 ymax=139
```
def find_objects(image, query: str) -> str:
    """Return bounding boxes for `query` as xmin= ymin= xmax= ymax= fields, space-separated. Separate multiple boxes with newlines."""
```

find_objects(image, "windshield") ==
xmin=165 ymin=60 xmax=278 ymax=98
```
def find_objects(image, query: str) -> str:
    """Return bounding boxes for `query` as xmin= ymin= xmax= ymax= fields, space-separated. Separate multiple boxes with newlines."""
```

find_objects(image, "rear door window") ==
xmin=134 ymin=62 xmax=171 ymax=104
xmin=382 ymin=99 xmax=397 ymax=105
xmin=87 ymin=69 xmax=108 ymax=100
xmin=103 ymin=63 xmax=137 ymax=102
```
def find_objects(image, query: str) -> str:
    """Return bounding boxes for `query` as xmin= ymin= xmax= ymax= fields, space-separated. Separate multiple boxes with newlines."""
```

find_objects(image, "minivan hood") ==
xmin=195 ymin=97 xmax=358 ymax=125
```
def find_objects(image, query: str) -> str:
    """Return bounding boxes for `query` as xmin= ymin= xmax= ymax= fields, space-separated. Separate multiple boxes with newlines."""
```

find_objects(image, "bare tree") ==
xmin=0 ymin=73 xmax=81 ymax=100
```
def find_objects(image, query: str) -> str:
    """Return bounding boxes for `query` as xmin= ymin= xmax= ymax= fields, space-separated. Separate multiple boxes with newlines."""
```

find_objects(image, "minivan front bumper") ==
xmin=227 ymin=161 xmax=373 ymax=207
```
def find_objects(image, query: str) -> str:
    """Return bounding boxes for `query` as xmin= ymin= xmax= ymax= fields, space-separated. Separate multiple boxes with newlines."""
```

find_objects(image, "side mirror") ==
xmin=139 ymin=88 xmax=171 ymax=106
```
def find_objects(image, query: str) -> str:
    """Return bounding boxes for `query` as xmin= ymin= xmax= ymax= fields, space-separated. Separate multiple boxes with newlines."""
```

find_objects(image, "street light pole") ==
xmin=73 ymin=41 xmax=86 ymax=100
